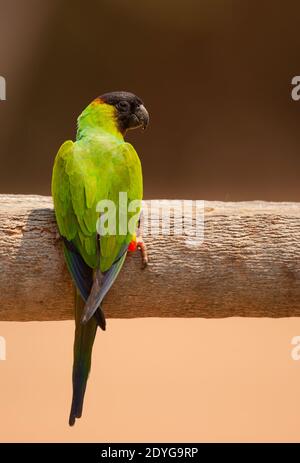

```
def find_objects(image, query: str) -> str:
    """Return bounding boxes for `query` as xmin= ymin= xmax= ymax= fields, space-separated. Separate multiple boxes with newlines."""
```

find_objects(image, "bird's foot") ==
xmin=137 ymin=238 xmax=148 ymax=269
xmin=128 ymin=237 xmax=148 ymax=269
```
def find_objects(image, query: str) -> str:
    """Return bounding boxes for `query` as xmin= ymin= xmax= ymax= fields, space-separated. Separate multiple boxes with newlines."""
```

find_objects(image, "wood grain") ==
xmin=0 ymin=195 xmax=300 ymax=321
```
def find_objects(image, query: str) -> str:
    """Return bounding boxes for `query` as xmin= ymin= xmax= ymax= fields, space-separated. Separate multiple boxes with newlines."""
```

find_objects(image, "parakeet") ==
xmin=51 ymin=91 xmax=149 ymax=426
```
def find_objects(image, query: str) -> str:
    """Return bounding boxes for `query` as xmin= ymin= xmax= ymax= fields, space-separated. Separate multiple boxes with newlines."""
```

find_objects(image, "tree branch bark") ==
xmin=0 ymin=195 xmax=300 ymax=321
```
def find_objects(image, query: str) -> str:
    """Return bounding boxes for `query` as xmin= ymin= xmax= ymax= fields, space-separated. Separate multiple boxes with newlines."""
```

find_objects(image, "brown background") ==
xmin=1 ymin=0 xmax=300 ymax=442
xmin=1 ymin=0 xmax=300 ymax=200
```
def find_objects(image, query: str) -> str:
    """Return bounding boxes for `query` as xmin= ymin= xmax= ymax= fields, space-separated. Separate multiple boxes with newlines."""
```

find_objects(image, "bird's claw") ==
xmin=128 ymin=237 xmax=148 ymax=269
xmin=137 ymin=239 xmax=148 ymax=269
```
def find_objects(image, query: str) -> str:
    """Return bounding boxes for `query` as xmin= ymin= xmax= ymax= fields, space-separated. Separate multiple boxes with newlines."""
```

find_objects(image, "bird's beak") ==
xmin=134 ymin=104 xmax=149 ymax=130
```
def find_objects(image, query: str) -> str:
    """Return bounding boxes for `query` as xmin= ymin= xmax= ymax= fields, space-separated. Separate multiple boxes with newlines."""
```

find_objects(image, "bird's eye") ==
xmin=117 ymin=101 xmax=130 ymax=112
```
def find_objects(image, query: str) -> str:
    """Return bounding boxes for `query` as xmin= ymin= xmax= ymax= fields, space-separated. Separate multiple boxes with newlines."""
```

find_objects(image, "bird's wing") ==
xmin=98 ymin=141 xmax=143 ymax=271
xmin=52 ymin=139 xmax=143 ymax=274
xmin=81 ymin=141 xmax=143 ymax=323
xmin=52 ymin=139 xmax=100 ymax=270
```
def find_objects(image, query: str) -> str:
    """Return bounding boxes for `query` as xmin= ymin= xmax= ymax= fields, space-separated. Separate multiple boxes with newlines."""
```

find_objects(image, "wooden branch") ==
xmin=0 ymin=195 xmax=300 ymax=321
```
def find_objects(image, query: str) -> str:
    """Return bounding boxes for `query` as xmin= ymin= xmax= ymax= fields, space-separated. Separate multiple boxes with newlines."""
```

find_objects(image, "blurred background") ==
xmin=1 ymin=0 xmax=300 ymax=443
xmin=0 ymin=0 xmax=300 ymax=200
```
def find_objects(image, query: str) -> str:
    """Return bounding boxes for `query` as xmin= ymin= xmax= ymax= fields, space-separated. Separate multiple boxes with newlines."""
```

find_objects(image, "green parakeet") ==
xmin=51 ymin=92 xmax=149 ymax=426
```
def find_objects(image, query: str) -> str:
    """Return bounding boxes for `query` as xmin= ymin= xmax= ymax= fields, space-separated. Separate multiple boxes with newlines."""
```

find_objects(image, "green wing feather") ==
xmin=52 ymin=137 xmax=143 ymax=271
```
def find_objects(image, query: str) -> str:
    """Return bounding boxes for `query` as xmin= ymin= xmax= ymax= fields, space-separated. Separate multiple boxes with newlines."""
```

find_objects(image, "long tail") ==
xmin=63 ymin=238 xmax=128 ymax=424
xmin=69 ymin=292 xmax=98 ymax=426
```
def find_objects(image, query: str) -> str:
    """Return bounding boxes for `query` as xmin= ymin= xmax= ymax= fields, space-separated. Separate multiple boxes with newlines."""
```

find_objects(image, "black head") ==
xmin=99 ymin=91 xmax=149 ymax=134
